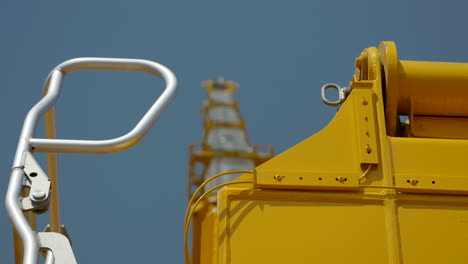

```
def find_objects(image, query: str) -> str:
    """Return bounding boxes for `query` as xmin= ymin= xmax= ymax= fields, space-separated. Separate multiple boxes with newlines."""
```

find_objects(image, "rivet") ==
xmin=365 ymin=145 xmax=372 ymax=154
xmin=362 ymin=98 xmax=368 ymax=105
xmin=365 ymin=131 xmax=370 ymax=137
xmin=32 ymin=192 xmax=46 ymax=200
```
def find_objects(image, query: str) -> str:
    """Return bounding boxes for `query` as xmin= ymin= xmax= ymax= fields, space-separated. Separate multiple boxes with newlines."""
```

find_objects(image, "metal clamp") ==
xmin=20 ymin=152 xmax=50 ymax=212
xmin=23 ymin=152 xmax=51 ymax=201
xmin=321 ymin=83 xmax=350 ymax=106
xmin=38 ymin=232 xmax=77 ymax=264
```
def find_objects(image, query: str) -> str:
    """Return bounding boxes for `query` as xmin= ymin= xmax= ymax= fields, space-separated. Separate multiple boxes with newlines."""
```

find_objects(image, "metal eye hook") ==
xmin=321 ymin=83 xmax=350 ymax=106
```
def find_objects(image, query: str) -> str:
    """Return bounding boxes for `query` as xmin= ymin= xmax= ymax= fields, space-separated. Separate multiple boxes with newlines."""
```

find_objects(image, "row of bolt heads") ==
xmin=273 ymin=176 xmax=436 ymax=186
xmin=273 ymin=175 xmax=348 ymax=183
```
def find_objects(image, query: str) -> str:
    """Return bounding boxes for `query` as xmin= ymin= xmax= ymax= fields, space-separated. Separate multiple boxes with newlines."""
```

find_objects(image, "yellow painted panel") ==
xmin=409 ymin=116 xmax=468 ymax=139
xmin=399 ymin=204 xmax=468 ymax=263
xmin=200 ymin=212 xmax=216 ymax=264
xmin=225 ymin=199 xmax=389 ymax=264
xmin=391 ymin=137 xmax=468 ymax=192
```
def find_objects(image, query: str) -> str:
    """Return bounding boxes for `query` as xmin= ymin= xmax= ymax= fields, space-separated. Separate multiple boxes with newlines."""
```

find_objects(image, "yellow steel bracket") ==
xmin=253 ymin=91 xmax=364 ymax=190
xmin=254 ymin=44 xmax=387 ymax=190
xmin=351 ymin=82 xmax=378 ymax=164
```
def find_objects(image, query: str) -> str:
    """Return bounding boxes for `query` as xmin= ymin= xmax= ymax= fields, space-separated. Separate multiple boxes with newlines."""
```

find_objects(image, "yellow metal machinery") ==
xmin=8 ymin=43 xmax=468 ymax=264
xmin=186 ymin=42 xmax=468 ymax=264
xmin=188 ymin=78 xmax=274 ymax=264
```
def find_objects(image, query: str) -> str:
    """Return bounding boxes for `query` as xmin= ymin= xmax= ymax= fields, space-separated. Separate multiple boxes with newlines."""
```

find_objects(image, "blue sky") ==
xmin=1 ymin=1 xmax=468 ymax=263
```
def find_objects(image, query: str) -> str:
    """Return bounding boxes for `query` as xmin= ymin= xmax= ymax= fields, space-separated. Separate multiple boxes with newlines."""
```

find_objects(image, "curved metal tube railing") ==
xmin=6 ymin=58 xmax=177 ymax=264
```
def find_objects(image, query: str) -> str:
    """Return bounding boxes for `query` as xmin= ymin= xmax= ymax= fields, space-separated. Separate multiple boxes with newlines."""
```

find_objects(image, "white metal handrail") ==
xmin=6 ymin=58 xmax=178 ymax=264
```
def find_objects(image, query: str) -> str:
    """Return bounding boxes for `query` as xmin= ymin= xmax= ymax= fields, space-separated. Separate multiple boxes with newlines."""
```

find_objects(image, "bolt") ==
xmin=365 ymin=145 xmax=372 ymax=154
xmin=365 ymin=131 xmax=370 ymax=137
xmin=362 ymin=98 xmax=368 ymax=105
xmin=336 ymin=177 xmax=347 ymax=183
xmin=364 ymin=116 xmax=368 ymax=121
xmin=274 ymin=175 xmax=284 ymax=182
xmin=409 ymin=179 xmax=419 ymax=185
xmin=32 ymin=191 xmax=46 ymax=200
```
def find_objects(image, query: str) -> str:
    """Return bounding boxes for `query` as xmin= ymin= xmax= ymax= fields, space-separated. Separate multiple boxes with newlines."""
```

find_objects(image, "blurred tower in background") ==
xmin=188 ymin=77 xmax=274 ymax=199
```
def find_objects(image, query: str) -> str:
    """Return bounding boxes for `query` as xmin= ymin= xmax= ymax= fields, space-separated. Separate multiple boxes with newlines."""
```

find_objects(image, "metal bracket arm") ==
xmin=38 ymin=232 xmax=77 ymax=264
